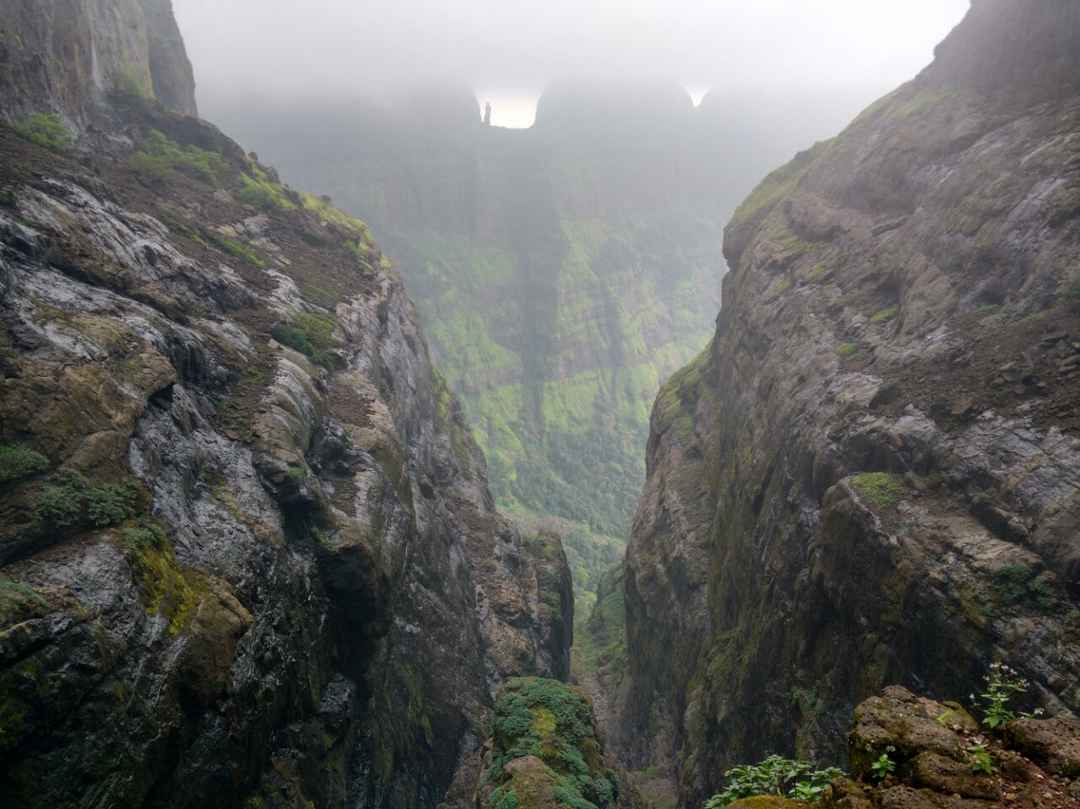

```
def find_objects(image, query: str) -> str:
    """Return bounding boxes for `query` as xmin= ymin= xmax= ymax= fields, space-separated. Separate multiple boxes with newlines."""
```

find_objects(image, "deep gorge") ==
xmin=1 ymin=1 xmax=1079 ymax=809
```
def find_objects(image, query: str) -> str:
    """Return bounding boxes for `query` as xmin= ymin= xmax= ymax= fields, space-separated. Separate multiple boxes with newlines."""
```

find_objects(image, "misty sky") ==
xmin=175 ymin=0 xmax=970 ymax=127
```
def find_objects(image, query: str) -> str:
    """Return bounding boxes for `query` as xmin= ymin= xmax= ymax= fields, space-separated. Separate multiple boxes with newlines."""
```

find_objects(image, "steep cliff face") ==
xmin=0 ymin=0 xmax=197 ymax=125
xmin=621 ymin=1 xmax=1080 ymax=803
xmin=204 ymin=84 xmax=723 ymax=545
xmin=0 ymin=5 xmax=570 ymax=808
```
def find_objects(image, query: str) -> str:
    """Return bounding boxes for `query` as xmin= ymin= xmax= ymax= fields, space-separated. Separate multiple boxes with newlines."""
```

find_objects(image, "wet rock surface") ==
xmin=821 ymin=687 xmax=1079 ymax=809
xmin=0 ymin=27 xmax=571 ymax=809
xmin=618 ymin=1 xmax=1080 ymax=805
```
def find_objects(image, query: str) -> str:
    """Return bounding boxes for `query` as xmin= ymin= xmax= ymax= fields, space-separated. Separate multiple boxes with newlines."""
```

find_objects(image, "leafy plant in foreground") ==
xmin=974 ymin=662 xmax=1031 ymax=729
xmin=870 ymin=747 xmax=896 ymax=782
xmin=966 ymin=741 xmax=995 ymax=776
xmin=704 ymin=755 xmax=844 ymax=807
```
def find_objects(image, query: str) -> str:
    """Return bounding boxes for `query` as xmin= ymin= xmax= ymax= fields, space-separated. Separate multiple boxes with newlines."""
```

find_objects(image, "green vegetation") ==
xmin=487 ymin=677 xmax=617 ymax=809
xmin=974 ymin=662 xmax=1030 ymax=729
xmin=14 ymin=113 xmax=73 ymax=152
xmin=202 ymin=228 xmax=267 ymax=269
xmin=729 ymin=139 xmax=832 ymax=230
xmin=869 ymin=749 xmax=896 ymax=782
xmin=0 ymin=443 xmax=49 ymax=485
xmin=991 ymin=565 xmax=1055 ymax=612
xmin=34 ymin=472 xmax=140 ymax=531
xmin=850 ymin=473 xmax=905 ymax=510
xmin=238 ymin=165 xmax=297 ymax=211
xmin=122 ymin=525 xmax=204 ymax=636
xmin=835 ymin=342 xmax=859 ymax=359
xmin=301 ymin=191 xmax=373 ymax=238
xmin=271 ymin=312 xmax=341 ymax=369
xmin=116 ymin=64 xmax=154 ymax=100
xmin=129 ymin=130 xmax=226 ymax=184
xmin=870 ymin=306 xmax=898 ymax=323
xmin=0 ymin=576 xmax=47 ymax=629
xmin=966 ymin=743 xmax=994 ymax=776
xmin=703 ymin=756 xmax=844 ymax=806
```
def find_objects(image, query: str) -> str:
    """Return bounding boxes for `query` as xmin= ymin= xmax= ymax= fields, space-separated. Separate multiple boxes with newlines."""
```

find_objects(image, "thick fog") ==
xmin=175 ymin=0 xmax=970 ymax=127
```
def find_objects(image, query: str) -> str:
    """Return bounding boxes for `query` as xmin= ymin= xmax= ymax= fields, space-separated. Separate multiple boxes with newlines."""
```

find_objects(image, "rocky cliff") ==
xmin=620 ymin=0 xmax=1080 ymax=803
xmin=0 ymin=0 xmax=197 ymax=124
xmin=0 ymin=4 xmax=571 ymax=808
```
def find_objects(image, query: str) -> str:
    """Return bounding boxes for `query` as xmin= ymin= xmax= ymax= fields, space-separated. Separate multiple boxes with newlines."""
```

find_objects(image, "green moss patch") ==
xmin=850 ymin=473 xmax=905 ymax=510
xmin=870 ymin=306 xmax=899 ymax=323
xmin=836 ymin=342 xmax=859 ymax=359
xmin=122 ymin=525 xmax=206 ymax=636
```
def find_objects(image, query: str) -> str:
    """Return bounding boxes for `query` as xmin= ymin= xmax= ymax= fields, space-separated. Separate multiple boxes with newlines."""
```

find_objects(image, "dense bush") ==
xmin=487 ymin=677 xmax=617 ymax=809
xmin=34 ymin=472 xmax=140 ymax=531
xmin=14 ymin=113 xmax=73 ymax=151
xmin=0 ymin=444 xmax=50 ymax=485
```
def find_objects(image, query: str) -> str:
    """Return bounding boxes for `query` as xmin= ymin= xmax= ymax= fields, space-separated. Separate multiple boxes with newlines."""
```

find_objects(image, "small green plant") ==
xmin=836 ymin=342 xmax=859 ymax=358
xmin=974 ymin=662 xmax=1029 ymax=729
xmin=966 ymin=741 xmax=995 ymax=775
xmin=14 ymin=113 xmax=73 ymax=151
xmin=789 ymin=768 xmax=844 ymax=802
xmin=0 ymin=443 xmax=50 ymax=485
xmin=870 ymin=747 xmax=896 ymax=782
xmin=704 ymin=755 xmax=844 ymax=806
xmin=870 ymin=306 xmax=899 ymax=323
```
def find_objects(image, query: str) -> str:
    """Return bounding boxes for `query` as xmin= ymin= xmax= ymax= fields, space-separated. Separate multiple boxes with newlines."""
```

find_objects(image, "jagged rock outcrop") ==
xmin=620 ymin=1 xmax=1080 ymax=804
xmin=0 ymin=5 xmax=570 ymax=808
xmin=0 ymin=0 xmax=197 ymax=125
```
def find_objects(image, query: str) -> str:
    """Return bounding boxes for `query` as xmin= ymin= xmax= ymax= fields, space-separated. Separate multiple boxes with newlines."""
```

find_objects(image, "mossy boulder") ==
xmin=482 ymin=678 xmax=618 ymax=809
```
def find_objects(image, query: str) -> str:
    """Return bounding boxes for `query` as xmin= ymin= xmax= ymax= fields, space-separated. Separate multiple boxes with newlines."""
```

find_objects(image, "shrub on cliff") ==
xmin=14 ymin=114 xmax=73 ymax=152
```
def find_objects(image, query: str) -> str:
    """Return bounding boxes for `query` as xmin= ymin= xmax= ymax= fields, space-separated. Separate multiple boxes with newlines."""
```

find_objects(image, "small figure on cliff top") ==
xmin=483 ymin=101 xmax=492 ymax=126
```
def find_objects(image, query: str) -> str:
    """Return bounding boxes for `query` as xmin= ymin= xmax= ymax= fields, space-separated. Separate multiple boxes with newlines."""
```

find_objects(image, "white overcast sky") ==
xmin=174 ymin=0 xmax=971 ymax=127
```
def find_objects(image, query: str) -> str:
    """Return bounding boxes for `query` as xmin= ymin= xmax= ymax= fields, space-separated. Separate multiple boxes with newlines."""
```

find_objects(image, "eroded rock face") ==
xmin=0 ymin=0 xmax=197 ymax=126
xmin=619 ymin=1 xmax=1080 ymax=804
xmin=0 ymin=63 xmax=569 ymax=809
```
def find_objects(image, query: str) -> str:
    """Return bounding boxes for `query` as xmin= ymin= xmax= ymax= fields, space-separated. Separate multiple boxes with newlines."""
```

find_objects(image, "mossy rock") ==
xmin=726 ymin=798 xmax=810 ymax=809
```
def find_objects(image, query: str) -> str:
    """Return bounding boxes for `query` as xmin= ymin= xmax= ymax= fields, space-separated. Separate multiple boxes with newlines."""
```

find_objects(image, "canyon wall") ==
xmin=619 ymin=1 xmax=1080 ymax=804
